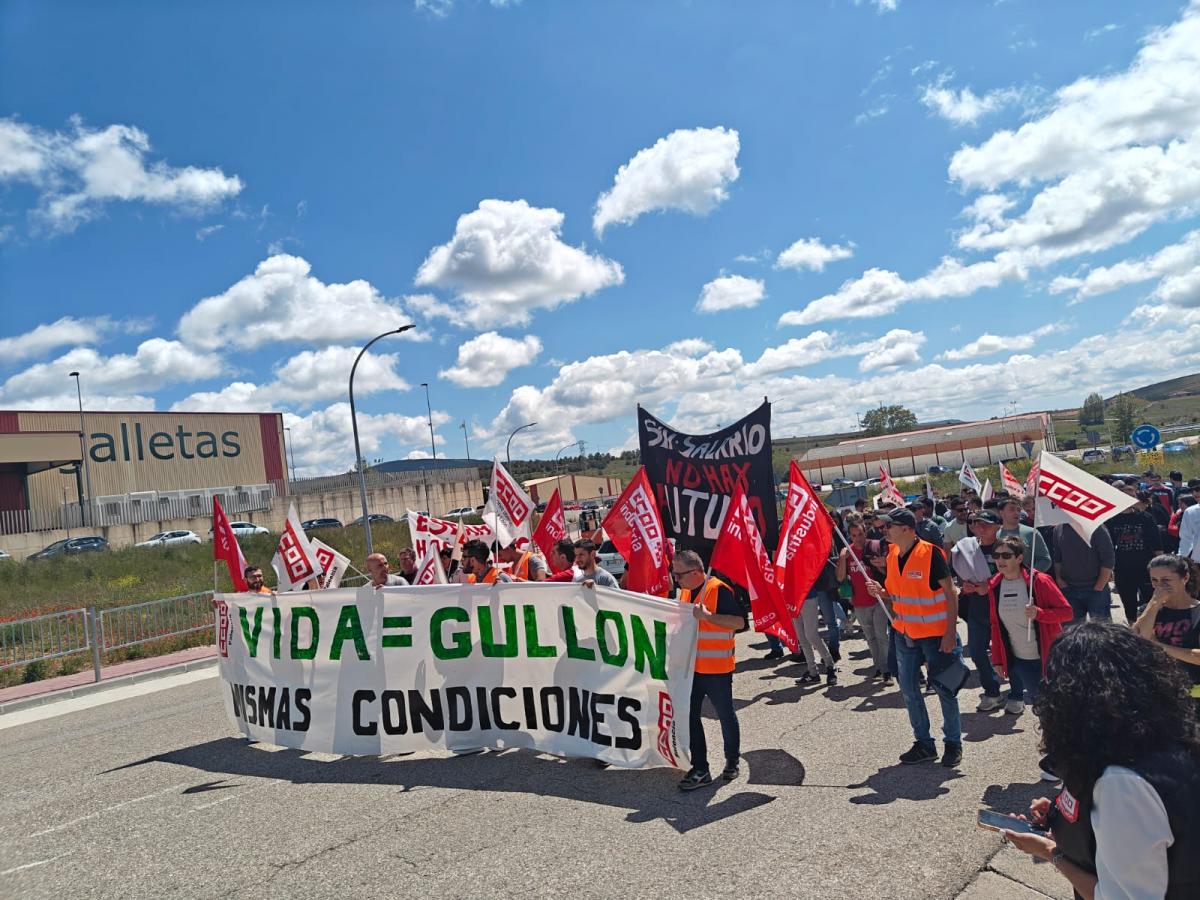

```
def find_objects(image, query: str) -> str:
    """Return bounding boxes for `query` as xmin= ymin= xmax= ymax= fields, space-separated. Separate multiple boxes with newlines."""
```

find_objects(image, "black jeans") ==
xmin=689 ymin=672 xmax=740 ymax=772
xmin=1114 ymin=573 xmax=1153 ymax=624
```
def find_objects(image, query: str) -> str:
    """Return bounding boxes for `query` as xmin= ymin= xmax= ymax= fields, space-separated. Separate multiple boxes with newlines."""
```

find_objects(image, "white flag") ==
xmin=1034 ymin=451 xmax=1137 ymax=541
xmin=980 ymin=478 xmax=994 ymax=503
xmin=878 ymin=463 xmax=906 ymax=506
xmin=310 ymin=537 xmax=351 ymax=590
xmin=271 ymin=503 xmax=323 ymax=591
xmin=925 ymin=475 xmax=934 ymax=501
xmin=410 ymin=542 xmax=448 ymax=585
xmin=486 ymin=459 xmax=535 ymax=547
xmin=959 ymin=460 xmax=982 ymax=493
xmin=999 ymin=461 xmax=1026 ymax=498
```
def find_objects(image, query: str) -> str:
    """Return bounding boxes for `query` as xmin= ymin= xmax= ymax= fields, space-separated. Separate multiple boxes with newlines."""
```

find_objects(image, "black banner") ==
xmin=637 ymin=401 xmax=777 ymax=556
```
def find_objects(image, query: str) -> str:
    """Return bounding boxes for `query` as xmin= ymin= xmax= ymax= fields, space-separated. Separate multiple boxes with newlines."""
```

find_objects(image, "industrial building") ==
xmin=522 ymin=474 xmax=623 ymax=504
xmin=797 ymin=414 xmax=1055 ymax=483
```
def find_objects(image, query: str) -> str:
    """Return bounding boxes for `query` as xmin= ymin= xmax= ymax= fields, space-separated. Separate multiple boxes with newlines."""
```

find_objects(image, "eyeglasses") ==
xmin=671 ymin=568 xmax=701 ymax=578
xmin=992 ymin=551 xmax=1018 ymax=560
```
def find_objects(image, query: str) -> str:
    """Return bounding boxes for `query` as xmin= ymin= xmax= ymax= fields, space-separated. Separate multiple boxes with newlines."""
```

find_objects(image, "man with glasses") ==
xmin=866 ymin=508 xmax=965 ymax=768
xmin=673 ymin=549 xmax=746 ymax=791
xmin=951 ymin=510 xmax=1005 ymax=711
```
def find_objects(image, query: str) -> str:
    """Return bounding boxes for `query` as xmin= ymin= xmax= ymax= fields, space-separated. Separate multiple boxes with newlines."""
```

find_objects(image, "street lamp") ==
xmin=284 ymin=426 xmax=298 ymax=484
xmin=68 ymin=371 xmax=93 ymax=527
xmin=555 ymin=440 xmax=582 ymax=505
xmin=505 ymin=422 xmax=536 ymax=466
xmin=420 ymin=382 xmax=437 ymax=460
xmin=460 ymin=421 xmax=471 ymax=459
xmin=350 ymin=325 xmax=414 ymax=556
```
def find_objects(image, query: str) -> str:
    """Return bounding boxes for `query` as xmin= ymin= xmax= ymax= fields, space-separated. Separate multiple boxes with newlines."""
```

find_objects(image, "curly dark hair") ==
xmin=1034 ymin=622 xmax=1200 ymax=793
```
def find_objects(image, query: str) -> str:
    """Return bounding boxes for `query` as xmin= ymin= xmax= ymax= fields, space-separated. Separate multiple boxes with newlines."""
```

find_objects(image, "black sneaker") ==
xmin=941 ymin=742 xmax=963 ymax=768
xmin=678 ymin=767 xmax=713 ymax=791
xmin=881 ymin=672 xmax=893 ymax=685
xmin=825 ymin=665 xmax=838 ymax=685
xmin=797 ymin=672 xmax=820 ymax=684
xmin=899 ymin=741 xmax=937 ymax=764
xmin=830 ymin=648 xmax=842 ymax=663
xmin=721 ymin=761 xmax=739 ymax=781
xmin=871 ymin=669 xmax=882 ymax=680
xmin=764 ymin=648 xmax=784 ymax=660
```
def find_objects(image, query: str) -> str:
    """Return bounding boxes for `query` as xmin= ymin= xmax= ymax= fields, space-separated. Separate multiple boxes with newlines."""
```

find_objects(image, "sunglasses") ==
xmin=992 ymin=551 xmax=1018 ymax=560
xmin=671 ymin=568 xmax=701 ymax=578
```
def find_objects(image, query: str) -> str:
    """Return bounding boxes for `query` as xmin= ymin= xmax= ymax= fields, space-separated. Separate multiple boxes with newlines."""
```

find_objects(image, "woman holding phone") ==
xmin=987 ymin=536 xmax=1072 ymax=714
xmin=999 ymin=623 xmax=1200 ymax=899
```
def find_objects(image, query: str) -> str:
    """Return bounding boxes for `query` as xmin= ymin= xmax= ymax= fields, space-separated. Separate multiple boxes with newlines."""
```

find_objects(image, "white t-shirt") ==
xmin=997 ymin=578 xmax=1039 ymax=660
xmin=1092 ymin=765 xmax=1173 ymax=900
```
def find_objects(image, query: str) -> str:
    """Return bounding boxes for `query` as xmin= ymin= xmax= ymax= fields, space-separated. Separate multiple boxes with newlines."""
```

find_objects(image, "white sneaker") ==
xmin=1004 ymin=698 xmax=1025 ymax=715
xmin=977 ymin=693 xmax=1004 ymax=712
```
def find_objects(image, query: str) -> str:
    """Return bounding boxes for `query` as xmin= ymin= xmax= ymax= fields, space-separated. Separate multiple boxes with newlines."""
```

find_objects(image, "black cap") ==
xmin=877 ymin=508 xmax=916 ymax=528
xmin=971 ymin=510 xmax=1002 ymax=525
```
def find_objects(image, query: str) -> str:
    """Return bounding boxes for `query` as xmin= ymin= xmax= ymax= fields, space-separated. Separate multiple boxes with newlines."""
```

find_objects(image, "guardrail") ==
xmin=100 ymin=592 xmax=215 ymax=652
xmin=0 ymin=608 xmax=94 ymax=673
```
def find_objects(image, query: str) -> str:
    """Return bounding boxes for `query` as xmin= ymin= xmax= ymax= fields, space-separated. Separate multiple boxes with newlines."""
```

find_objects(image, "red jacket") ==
xmin=988 ymin=568 xmax=1073 ymax=678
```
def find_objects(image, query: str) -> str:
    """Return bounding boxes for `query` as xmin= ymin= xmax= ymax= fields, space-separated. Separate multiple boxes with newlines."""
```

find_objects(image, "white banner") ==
xmin=216 ymin=584 xmax=696 ymax=768
xmin=1034 ymin=451 xmax=1137 ymax=540
xmin=407 ymin=510 xmax=493 ymax=559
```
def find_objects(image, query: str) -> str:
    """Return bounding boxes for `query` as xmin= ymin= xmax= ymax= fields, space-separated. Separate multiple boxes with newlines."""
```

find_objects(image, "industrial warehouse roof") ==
xmin=799 ymin=414 xmax=1051 ymax=462
xmin=373 ymin=458 xmax=481 ymax=474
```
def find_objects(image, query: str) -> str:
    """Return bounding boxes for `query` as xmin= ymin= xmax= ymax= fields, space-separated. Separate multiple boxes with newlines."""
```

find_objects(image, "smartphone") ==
xmin=977 ymin=809 xmax=1048 ymax=836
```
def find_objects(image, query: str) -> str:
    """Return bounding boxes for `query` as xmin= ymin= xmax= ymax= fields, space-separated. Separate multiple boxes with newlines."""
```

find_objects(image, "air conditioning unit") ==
xmin=95 ymin=494 xmax=127 ymax=525
xmin=128 ymin=491 xmax=158 ymax=522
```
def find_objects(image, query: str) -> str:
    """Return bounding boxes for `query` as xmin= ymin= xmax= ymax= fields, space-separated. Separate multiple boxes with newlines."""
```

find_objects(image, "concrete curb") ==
xmin=0 ymin=656 xmax=218 ymax=716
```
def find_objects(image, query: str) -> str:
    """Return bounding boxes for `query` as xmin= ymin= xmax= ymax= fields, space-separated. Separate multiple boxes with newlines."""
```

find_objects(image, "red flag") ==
xmin=212 ymin=496 xmax=248 ymax=592
xmin=775 ymin=460 xmax=834 ymax=617
xmin=999 ymin=461 xmax=1025 ymax=498
xmin=532 ymin=489 xmax=567 ymax=564
xmin=711 ymin=482 xmax=799 ymax=652
xmin=600 ymin=467 xmax=672 ymax=596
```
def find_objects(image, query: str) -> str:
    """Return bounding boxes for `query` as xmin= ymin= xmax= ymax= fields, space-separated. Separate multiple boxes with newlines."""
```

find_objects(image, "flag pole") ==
xmin=1026 ymin=452 xmax=1041 ymax=642
xmin=832 ymin=520 xmax=893 ymax=624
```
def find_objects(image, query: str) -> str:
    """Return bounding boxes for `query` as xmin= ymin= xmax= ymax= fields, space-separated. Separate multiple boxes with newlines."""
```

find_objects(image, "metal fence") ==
xmin=0 ymin=608 xmax=93 ymax=672
xmin=0 ymin=490 xmax=274 ymax=536
xmin=0 ymin=591 xmax=216 ymax=682
xmin=99 ymin=591 xmax=215 ymax=652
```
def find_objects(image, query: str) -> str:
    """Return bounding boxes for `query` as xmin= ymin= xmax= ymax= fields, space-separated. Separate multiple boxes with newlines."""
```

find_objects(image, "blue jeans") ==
xmin=689 ymin=672 xmax=739 ymax=772
xmin=1064 ymin=585 xmax=1112 ymax=623
xmin=964 ymin=594 xmax=1001 ymax=696
xmin=895 ymin=633 xmax=963 ymax=745
xmin=816 ymin=591 xmax=841 ymax=658
xmin=1006 ymin=657 xmax=1042 ymax=703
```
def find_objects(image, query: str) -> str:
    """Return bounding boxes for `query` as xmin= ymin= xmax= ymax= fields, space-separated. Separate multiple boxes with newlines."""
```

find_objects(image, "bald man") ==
xmin=366 ymin=552 xmax=407 ymax=587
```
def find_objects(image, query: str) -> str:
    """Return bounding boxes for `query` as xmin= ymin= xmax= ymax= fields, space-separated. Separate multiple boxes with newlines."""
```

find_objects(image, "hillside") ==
xmin=1122 ymin=372 xmax=1200 ymax=402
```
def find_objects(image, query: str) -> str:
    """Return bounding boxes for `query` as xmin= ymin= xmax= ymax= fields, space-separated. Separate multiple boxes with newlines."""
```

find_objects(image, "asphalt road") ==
xmin=0 ymin=627 xmax=1070 ymax=900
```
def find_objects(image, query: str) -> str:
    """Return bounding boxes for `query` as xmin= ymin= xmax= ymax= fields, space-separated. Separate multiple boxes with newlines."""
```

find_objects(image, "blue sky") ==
xmin=3 ymin=0 xmax=1200 ymax=474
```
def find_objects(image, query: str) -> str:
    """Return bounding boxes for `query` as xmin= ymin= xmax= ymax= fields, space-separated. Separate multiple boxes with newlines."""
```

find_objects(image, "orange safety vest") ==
xmin=884 ymin=539 xmax=949 ymax=640
xmin=513 ymin=552 xmax=533 ymax=581
xmin=679 ymin=576 xmax=736 ymax=675
xmin=467 ymin=568 xmax=499 ymax=585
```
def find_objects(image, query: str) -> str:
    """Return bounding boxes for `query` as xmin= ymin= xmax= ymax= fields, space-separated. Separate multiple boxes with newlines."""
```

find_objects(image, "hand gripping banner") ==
xmin=216 ymin=584 xmax=697 ymax=768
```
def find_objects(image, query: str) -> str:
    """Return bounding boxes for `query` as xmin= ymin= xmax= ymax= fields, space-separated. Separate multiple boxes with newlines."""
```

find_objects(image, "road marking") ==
xmin=0 ymin=669 xmax=217 ymax=732
xmin=0 ymin=852 xmax=73 ymax=876
xmin=28 ymin=782 xmax=193 ymax=838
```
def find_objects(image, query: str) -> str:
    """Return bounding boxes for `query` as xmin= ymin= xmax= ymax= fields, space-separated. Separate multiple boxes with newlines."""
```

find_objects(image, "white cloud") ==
xmin=744 ymin=331 xmax=844 ymax=377
xmin=195 ymin=224 xmax=223 ymax=241
xmin=853 ymin=0 xmax=898 ymax=12
xmin=1152 ymin=265 xmax=1200 ymax=308
xmin=1049 ymin=230 xmax=1200 ymax=301
xmin=0 ymin=117 xmax=242 ymax=234
xmin=0 ymin=338 xmax=222 ymax=406
xmin=592 ymin=127 xmax=740 ymax=236
xmin=438 ymin=332 xmax=542 ymax=387
xmin=177 ymin=254 xmax=426 ymax=351
xmin=855 ymin=328 xmax=926 ymax=371
xmin=414 ymin=199 xmax=623 ymax=329
xmin=779 ymin=254 xmax=1023 ymax=325
xmin=170 ymin=346 xmax=410 ymax=412
xmin=776 ymin=237 xmax=855 ymax=272
xmin=282 ymin=403 xmax=449 ymax=476
xmin=919 ymin=75 xmax=1030 ymax=126
xmin=0 ymin=316 xmax=139 ymax=363
xmin=937 ymin=322 xmax=1063 ymax=360
xmin=696 ymin=275 xmax=765 ymax=313
xmin=1085 ymin=23 xmax=1120 ymax=41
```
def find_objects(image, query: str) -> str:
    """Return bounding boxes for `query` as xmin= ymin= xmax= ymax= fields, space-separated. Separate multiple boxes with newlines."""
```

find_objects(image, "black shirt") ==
xmin=896 ymin=539 xmax=950 ymax=592
xmin=711 ymin=582 xmax=745 ymax=622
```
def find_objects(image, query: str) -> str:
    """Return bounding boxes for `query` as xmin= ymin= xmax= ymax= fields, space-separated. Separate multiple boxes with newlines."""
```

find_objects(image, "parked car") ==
xmin=581 ymin=500 xmax=600 ymax=511
xmin=445 ymin=507 xmax=475 ymax=519
xmin=349 ymin=513 xmax=393 ymax=525
xmin=0 ymin=548 xmax=11 ymax=561
xmin=301 ymin=517 xmax=343 ymax=530
xmin=1102 ymin=473 xmax=1143 ymax=486
xmin=1081 ymin=448 xmax=1107 ymax=463
xmin=28 ymin=536 xmax=110 ymax=560
xmin=927 ymin=465 xmax=952 ymax=474
xmin=135 ymin=530 xmax=201 ymax=548
xmin=830 ymin=476 xmax=855 ymax=487
xmin=208 ymin=521 xmax=269 ymax=539
xmin=1163 ymin=440 xmax=1188 ymax=453
xmin=855 ymin=477 xmax=883 ymax=488
xmin=596 ymin=540 xmax=625 ymax=577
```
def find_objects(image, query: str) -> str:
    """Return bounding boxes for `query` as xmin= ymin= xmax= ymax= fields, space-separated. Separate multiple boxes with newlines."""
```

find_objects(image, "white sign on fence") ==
xmin=215 ymin=584 xmax=696 ymax=768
